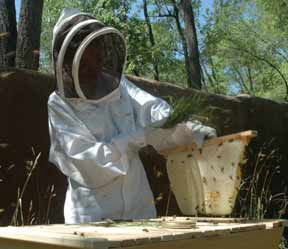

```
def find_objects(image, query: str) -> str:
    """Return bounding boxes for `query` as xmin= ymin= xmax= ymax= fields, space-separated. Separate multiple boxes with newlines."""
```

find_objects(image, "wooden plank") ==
xmin=159 ymin=130 xmax=257 ymax=156
xmin=0 ymin=237 xmax=80 ymax=249
xmin=124 ymin=227 xmax=283 ymax=249
xmin=0 ymin=219 xmax=284 ymax=249
xmin=158 ymin=217 xmax=250 ymax=224
xmin=0 ymin=227 xmax=109 ymax=249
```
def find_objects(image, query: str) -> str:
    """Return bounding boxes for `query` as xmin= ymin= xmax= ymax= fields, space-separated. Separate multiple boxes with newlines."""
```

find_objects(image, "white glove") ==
xmin=145 ymin=121 xmax=217 ymax=152
xmin=171 ymin=121 xmax=217 ymax=148
xmin=145 ymin=127 xmax=175 ymax=151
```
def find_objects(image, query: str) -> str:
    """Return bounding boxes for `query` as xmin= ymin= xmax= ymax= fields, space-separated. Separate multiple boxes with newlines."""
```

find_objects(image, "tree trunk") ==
xmin=143 ymin=0 xmax=160 ymax=81
xmin=0 ymin=0 xmax=17 ymax=67
xmin=120 ymin=0 xmax=129 ymax=22
xmin=179 ymin=0 xmax=202 ymax=89
xmin=171 ymin=1 xmax=192 ymax=88
xmin=15 ymin=0 xmax=44 ymax=70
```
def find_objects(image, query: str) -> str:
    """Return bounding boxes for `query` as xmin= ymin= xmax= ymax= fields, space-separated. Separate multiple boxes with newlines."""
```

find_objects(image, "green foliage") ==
xmin=40 ymin=0 xmax=201 ymax=87
xmin=40 ymin=0 xmax=288 ymax=101
xmin=162 ymin=95 xmax=206 ymax=128
xmin=41 ymin=0 xmax=66 ymax=72
xmin=201 ymin=0 xmax=288 ymax=100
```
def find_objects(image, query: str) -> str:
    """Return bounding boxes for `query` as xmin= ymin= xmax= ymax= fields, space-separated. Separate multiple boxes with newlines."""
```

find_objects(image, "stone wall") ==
xmin=0 ymin=68 xmax=287 ymax=224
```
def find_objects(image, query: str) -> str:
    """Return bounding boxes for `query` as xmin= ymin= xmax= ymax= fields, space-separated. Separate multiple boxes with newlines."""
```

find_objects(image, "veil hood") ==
xmin=52 ymin=8 xmax=126 ymax=100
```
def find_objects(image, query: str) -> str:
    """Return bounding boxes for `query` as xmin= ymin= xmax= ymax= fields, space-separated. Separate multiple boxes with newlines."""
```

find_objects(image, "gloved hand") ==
xmin=145 ymin=127 xmax=175 ymax=151
xmin=171 ymin=121 xmax=217 ymax=148
xmin=145 ymin=121 xmax=216 ymax=152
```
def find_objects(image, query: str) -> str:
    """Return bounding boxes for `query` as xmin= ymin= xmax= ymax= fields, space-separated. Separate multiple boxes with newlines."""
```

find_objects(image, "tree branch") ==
xmin=228 ymin=44 xmax=288 ymax=99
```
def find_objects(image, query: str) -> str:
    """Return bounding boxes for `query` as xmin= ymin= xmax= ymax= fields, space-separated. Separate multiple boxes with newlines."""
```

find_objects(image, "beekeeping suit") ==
xmin=48 ymin=8 xmax=216 ymax=224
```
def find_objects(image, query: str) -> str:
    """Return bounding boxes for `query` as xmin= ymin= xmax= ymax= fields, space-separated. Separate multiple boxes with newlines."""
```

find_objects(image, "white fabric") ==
xmin=48 ymin=77 xmax=171 ymax=223
xmin=171 ymin=121 xmax=217 ymax=148
xmin=144 ymin=121 xmax=217 ymax=152
xmin=48 ymin=8 xmax=217 ymax=224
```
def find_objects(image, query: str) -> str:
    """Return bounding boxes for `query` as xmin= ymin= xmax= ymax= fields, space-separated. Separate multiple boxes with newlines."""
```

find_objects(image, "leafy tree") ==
xmin=201 ymin=0 xmax=288 ymax=100
xmin=152 ymin=19 xmax=187 ymax=85
xmin=40 ymin=0 xmax=203 ymax=89
xmin=41 ymin=0 xmax=151 ymax=77
xmin=255 ymin=0 xmax=288 ymax=32
xmin=152 ymin=0 xmax=202 ymax=89
xmin=41 ymin=0 xmax=288 ymax=100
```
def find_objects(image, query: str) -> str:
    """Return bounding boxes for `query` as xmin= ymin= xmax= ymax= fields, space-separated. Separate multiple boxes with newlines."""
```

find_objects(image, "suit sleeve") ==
xmin=48 ymin=93 xmax=126 ymax=189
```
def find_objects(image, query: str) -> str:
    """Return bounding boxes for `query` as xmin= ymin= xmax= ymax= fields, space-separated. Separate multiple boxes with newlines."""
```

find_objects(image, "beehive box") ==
xmin=0 ymin=217 xmax=285 ymax=249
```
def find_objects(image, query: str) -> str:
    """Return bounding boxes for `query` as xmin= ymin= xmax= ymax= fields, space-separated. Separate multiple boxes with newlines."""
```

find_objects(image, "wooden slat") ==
xmin=0 ymin=218 xmax=285 ymax=249
xmin=0 ymin=227 xmax=109 ymax=249
xmin=159 ymin=130 xmax=257 ymax=156
xmin=158 ymin=217 xmax=249 ymax=224
xmin=123 ymin=228 xmax=283 ymax=249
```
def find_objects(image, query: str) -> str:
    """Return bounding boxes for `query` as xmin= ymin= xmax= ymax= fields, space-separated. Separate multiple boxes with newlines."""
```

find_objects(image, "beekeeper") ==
xmin=48 ymin=8 xmax=216 ymax=224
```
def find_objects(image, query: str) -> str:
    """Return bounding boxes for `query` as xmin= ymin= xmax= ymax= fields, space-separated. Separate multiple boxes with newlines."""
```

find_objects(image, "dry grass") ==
xmin=232 ymin=141 xmax=288 ymax=220
xmin=9 ymin=149 xmax=56 ymax=226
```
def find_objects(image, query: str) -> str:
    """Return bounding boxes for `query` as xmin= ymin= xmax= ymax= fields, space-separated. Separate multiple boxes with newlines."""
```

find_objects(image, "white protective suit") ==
xmin=48 ymin=8 xmax=216 ymax=224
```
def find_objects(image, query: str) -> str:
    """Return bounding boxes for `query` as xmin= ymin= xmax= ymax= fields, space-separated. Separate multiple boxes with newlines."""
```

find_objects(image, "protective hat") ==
xmin=52 ymin=8 xmax=126 ymax=100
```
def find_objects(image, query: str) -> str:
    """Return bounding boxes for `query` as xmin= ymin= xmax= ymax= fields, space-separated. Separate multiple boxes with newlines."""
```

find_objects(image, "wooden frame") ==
xmin=0 ymin=218 xmax=285 ymax=249
xmin=160 ymin=130 xmax=257 ymax=157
